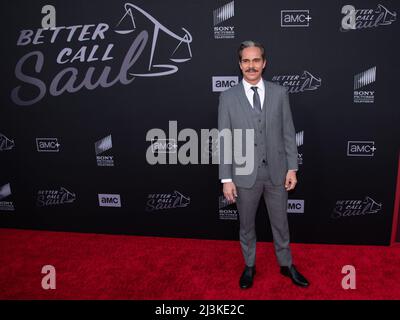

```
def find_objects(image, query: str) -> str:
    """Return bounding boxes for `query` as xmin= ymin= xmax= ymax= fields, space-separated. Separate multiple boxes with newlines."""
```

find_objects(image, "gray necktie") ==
xmin=251 ymin=86 xmax=262 ymax=113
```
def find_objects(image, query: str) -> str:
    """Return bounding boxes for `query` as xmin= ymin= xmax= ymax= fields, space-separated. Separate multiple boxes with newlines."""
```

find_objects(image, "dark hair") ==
xmin=238 ymin=40 xmax=266 ymax=61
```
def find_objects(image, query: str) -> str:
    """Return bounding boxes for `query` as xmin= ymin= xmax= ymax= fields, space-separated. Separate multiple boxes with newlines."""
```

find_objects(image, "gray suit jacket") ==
xmin=218 ymin=80 xmax=298 ymax=188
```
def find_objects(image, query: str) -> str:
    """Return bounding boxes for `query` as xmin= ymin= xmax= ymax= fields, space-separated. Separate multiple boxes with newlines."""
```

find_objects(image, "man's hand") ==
xmin=285 ymin=170 xmax=297 ymax=191
xmin=223 ymin=182 xmax=238 ymax=202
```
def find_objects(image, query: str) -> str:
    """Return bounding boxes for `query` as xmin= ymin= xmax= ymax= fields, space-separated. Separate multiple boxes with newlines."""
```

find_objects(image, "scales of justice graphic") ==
xmin=115 ymin=3 xmax=193 ymax=77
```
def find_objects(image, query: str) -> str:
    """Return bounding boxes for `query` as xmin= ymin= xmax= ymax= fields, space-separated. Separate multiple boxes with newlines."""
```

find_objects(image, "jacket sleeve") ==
xmin=281 ymin=88 xmax=299 ymax=171
xmin=218 ymin=92 xmax=233 ymax=180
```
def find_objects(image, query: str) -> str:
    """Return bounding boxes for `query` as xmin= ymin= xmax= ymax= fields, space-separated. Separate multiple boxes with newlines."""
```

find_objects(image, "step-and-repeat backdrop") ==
xmin=1 ymin=0 xmax=399 ymax=245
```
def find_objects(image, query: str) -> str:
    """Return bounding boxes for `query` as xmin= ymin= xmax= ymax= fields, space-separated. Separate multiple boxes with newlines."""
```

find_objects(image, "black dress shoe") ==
xmin=239 ymin=266 xmax=256 ymax=289
xmin=280 ymin=265 xmax=309 ymax=287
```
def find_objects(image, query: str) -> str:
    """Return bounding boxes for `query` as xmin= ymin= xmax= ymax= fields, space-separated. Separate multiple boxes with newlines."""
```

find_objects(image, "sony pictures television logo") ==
xmin=98 ymin=194 xmax=122 ymax=207
xmin=213 ymin=1 xmax=235 ymax=39
xmin=0 ymin=183 xmax=15 ymax=211
xmin=296 ymin=131 xmax=304 ymax=165
xmin=36 ymin=138 xmax=60 ymax=152
xmin=281 ymin=10 xmax=312 ymax=27
xmin=219 ymin=195 xmax=238 ymax=220
xmin=212 ymin=76 xmax=239 ymax=92
xmin=354 ymin=67 xmax=376 ymax=103
xmin=347 ymin=141 xmax=376 ymax=157
xmin=95 ymin=135 xmax=114 ymax=166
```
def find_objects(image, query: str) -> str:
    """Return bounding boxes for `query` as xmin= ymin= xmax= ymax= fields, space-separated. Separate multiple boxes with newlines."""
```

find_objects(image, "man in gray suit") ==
xmin=218 ymin=41 xmax=309 ymax=289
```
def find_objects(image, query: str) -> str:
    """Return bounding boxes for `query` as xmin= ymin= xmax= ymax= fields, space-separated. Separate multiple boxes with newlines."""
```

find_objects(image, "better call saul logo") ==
xmin=332 ymin=197 xmax=382 ymax=219
xmin=11 ymin=3 xmax=193 ymax=106
xmin=341 ymin=4 xmax=396 ymax=31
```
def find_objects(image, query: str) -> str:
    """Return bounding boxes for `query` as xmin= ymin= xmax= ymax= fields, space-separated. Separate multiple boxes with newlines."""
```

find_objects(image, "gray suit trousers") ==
xmin=236 ymin=164 xmax=293 ymax=267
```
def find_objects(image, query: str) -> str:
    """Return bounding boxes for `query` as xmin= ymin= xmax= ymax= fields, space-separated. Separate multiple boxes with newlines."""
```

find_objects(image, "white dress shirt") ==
xmin=242 ymin=78 xmax=265 ymax=109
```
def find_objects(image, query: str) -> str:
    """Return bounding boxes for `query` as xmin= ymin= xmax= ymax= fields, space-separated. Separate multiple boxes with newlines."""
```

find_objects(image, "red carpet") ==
xmin=0 ymin=228 xmax=399 ymax=300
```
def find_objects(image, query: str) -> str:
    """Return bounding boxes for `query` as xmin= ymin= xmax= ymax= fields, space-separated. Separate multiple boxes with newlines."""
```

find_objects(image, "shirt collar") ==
xmin=242 ymin=78 xmax=265 ymax=93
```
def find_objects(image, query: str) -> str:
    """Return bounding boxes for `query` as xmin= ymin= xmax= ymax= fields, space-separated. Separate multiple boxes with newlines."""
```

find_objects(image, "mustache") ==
xmin=245 ymin=68 xmax=258 ymax=73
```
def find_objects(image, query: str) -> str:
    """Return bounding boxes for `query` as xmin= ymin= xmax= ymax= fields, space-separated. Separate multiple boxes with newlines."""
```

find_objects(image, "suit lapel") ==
xmin=263 ymin=80 xmax=272 ymax=136
xmin=235 ymin=81 xmax=253 ymax=129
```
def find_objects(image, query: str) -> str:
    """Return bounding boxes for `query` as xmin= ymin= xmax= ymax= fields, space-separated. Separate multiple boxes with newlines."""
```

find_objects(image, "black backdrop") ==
xmin=1 ymin=0 xmax=399 ymax=245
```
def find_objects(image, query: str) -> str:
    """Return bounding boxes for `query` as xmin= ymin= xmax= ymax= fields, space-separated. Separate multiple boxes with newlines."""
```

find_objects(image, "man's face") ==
xmin=239 ymin=46 xmax=266 ymax=84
